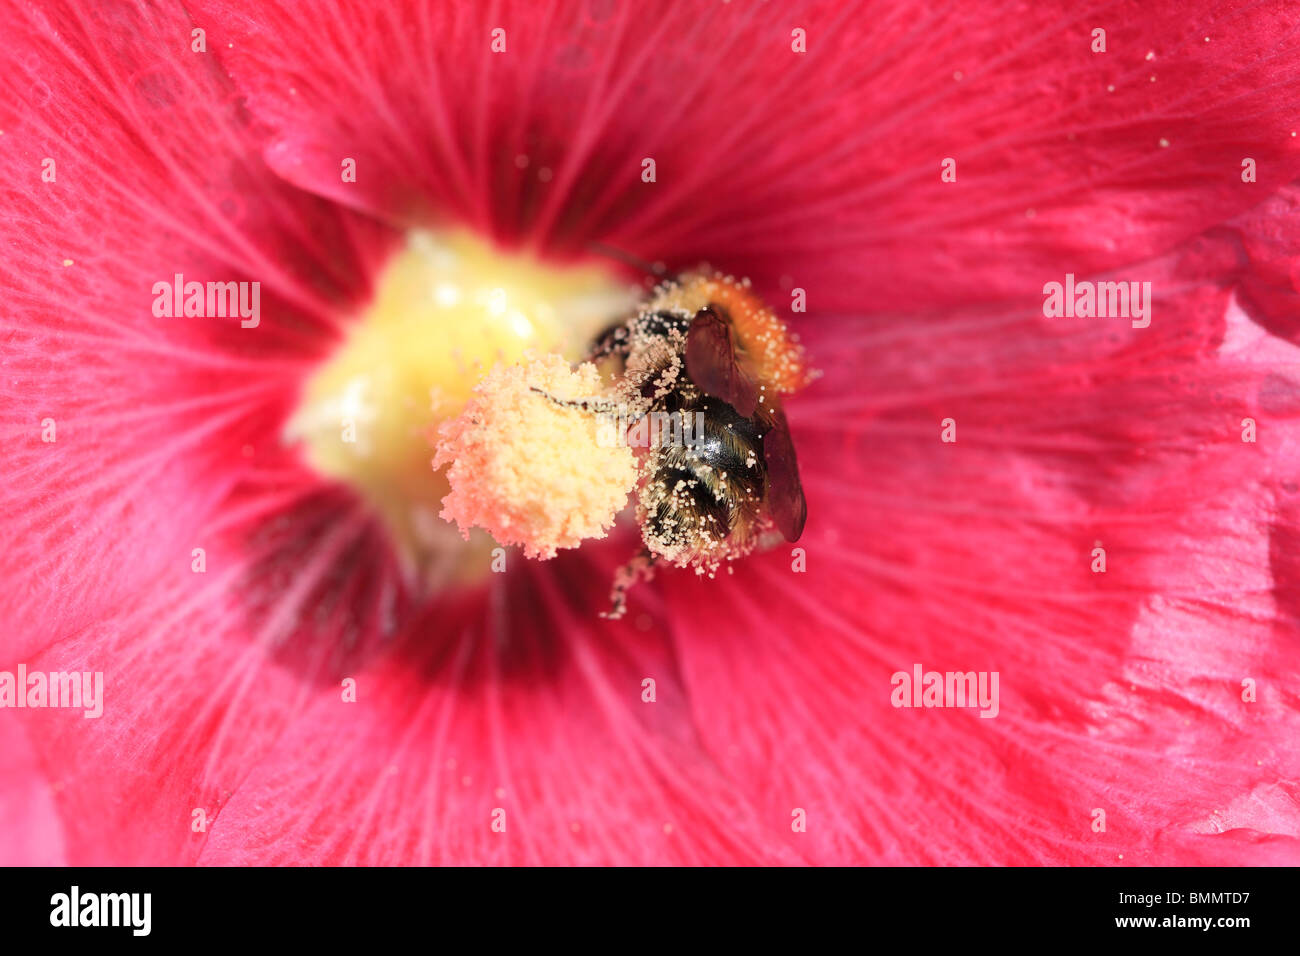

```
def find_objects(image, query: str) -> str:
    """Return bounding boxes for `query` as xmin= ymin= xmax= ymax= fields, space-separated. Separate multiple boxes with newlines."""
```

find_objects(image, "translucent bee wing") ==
xmin=762 ymin=407 xmax=807 ymax=541
xmin=685 ymin=308 xmax=759 ymax=418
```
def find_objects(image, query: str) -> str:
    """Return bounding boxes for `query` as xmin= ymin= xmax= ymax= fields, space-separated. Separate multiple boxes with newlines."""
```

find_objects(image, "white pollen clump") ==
xmin=432 ymin=354 xmax=637 ymax=559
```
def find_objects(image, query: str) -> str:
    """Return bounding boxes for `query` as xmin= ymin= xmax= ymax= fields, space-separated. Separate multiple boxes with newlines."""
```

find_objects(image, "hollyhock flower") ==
xmin=3 ymin=0 xmax=1300 ymax=866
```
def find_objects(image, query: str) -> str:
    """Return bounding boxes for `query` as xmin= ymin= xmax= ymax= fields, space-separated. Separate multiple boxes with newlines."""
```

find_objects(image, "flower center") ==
xmin=285 ymin=229 xmax=637 ymax=588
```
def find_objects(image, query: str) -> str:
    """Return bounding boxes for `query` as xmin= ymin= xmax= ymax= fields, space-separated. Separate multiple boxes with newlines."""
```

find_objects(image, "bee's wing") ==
xmin=762 ymin=407 xmax=807 ymax=542
xmin=684 ymin=308 xmax=759 ymax=418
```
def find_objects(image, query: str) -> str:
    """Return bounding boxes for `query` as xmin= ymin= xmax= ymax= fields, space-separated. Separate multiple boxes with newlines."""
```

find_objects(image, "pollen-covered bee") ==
xmin=544 ymin=272 xmax=815 ymax=617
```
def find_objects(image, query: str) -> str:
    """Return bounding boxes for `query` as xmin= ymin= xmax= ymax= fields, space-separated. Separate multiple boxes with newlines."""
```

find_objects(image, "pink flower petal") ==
xmin=3 ymin=0 xmax=1300 ymax=866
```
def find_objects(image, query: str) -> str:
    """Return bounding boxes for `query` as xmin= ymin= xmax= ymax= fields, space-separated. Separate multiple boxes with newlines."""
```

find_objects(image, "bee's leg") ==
xmin=529 ymin=387 xmax=622 ymax=415
xmin=600 ymin=548 xmax=658 ymax=620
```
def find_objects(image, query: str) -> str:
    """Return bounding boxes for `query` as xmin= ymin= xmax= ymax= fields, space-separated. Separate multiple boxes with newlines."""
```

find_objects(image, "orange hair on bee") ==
xmin=651 ymin=273 xmax=816 ymax=394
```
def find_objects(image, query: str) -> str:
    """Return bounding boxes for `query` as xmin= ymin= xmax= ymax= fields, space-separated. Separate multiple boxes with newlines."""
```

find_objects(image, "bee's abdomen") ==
xmin=645 ymin=465 xmax=732 ymax=549
xmin=639 ymin=402 xmax=767 ymax=563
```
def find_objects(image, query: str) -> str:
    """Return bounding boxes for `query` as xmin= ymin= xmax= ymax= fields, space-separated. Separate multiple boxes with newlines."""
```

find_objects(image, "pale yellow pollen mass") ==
xmin=285 ymin=229 xmax=637 ymax=586
xmin=433 ymin=355 xmax=638 ymax=559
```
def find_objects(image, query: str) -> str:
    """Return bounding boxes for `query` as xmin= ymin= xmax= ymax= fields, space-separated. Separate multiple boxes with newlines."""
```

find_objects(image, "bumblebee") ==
xmin=554 ymin=272 xmax=814 ymax=616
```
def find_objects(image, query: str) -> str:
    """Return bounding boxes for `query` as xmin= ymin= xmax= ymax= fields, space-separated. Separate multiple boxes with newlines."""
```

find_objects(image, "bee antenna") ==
xmin=585 ymin=242 xmax=668 ymax=281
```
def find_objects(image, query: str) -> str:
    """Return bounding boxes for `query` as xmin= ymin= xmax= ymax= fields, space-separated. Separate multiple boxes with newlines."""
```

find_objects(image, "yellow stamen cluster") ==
xmin=285 ymin=229 xmax=636 ymax=582
xmin=432 ymin=354 xmax=638 ymax=559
